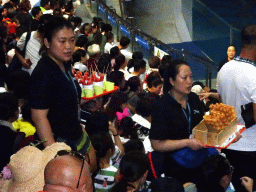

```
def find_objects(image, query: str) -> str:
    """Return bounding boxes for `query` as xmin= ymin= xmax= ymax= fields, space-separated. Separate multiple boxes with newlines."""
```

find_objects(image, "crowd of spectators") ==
xmin=0 ymin=0 xmax=255 ymax=191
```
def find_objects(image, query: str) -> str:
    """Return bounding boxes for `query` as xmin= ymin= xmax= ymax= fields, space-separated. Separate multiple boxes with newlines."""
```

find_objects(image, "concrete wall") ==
xmin=132 ymin=0 xmax=192 ymax=44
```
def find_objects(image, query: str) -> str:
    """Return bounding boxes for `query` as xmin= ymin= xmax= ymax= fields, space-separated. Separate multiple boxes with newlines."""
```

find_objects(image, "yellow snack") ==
xmin=203 ymin=103 xmax=236 ymax=132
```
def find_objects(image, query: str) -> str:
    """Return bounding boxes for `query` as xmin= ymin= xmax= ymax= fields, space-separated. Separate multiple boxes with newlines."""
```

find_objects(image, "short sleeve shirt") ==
xmin=149 ymin=92 xmax=204 ymax=141
xmin=29 ymin=55 xmax=82 ymax=140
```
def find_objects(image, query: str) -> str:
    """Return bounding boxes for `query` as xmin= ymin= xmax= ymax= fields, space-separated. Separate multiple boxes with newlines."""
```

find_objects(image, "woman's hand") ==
xmin=109 ymin=121 xmax=117 ymax=135
xmin=198 ymin=92 xmax=221 ymax=101
xmin=232 ymin=132 xmax=242 ymax=143
xmin=241 ymin=176 xmax=253 ymax=192
xmin=187 ymin=139 xmax=204 ymax=150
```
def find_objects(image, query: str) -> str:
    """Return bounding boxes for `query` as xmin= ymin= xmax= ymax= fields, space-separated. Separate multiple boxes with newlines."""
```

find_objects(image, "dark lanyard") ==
xmin=169 ymin=93 xmax=192 ymax=132
xmin=182 ymin=102 xmax=191 ymax=132
xmin=63 ymin=69 xmax=79 ymax=104
xmin=234 ymin=56 xmax=256 ymax=66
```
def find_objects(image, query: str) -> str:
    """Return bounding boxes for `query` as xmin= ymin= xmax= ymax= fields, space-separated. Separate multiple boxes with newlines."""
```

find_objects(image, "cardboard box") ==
xmin=192 ymin=117 xmax=237 ymax=147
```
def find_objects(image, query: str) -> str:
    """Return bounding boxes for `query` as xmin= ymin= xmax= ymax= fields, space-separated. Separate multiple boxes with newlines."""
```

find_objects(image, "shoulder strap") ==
xmin=23 ymin=32 xmax=31 ymax=55
xmin=148 ymin=152 xmax=158 ymax=179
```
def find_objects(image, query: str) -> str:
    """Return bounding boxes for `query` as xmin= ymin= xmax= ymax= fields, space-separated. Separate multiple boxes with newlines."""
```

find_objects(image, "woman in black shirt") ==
xmin=149 ymin=59 xmax=205 ymax=183
xmin=29 ymin=17 xmax=96 ymax=171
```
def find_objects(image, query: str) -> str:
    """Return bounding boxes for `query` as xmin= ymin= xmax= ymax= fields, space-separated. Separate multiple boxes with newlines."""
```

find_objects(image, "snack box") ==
xmin=192 ymin=117 xmax=245 ymax=148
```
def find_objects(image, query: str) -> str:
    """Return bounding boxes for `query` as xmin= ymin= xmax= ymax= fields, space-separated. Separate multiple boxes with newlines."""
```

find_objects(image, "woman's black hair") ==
xmin=91 ymin=132 xmax=115 ymax=175
xmin=85 ymin=111 xmax=109 ymax=137
xmin=75 ymin=35 xmax=88 ymax=48
xmin=4 ymin=70 xmax=30 ymax=100
xmin=114 ymin=54 xmax=125 ymax=71
xmin=97 ymin=58 xmax=109 ymax=73
xmin=136 ymin=97 xmax=154 ymax=118
xmin=21 ymin=101 xmax=33 ymax=125
xmin=80 ymin=23 xmax=89 ymax=34
xmin=107 ymin=71 xmax=125 ymax=87
xmin=41 ymin=16 xmax=73 ymax=55
xmin=0 ymin=92 xmax=18 ymax=121
xmin=109 ymin=46 xmax=120 ymax=59
xmin=53 ymin=8 xmax=63 ymax=17
xmin=133 ymin=59 xmax=146 ymax=72
xmin=123 ymin=139 xmax=144 ymax=153
xmin=110 ymin=151 xmax=149 ymax=192
xmin=105 ymin=91 xmax=128 ymax=121
xmin=132 ymin=51 xmax=143 ymax=60
xmin=73 ymin=49 xmax=86 ymax=63
xmin=119 ymin=117 xmax=138 ymax=139
xmin=146 ymin=71 xmax=162 ymax=88
xmin=192 ymin=81 xmax=206 ymax=89
xmin=44 ymin=16 xmax=73 ymax=42
xmin=197 ymin=154 xmax=231 ymax=192
xmin=105 ymin=31 xmax=113 ymax=41
xmin=127 ymin=76 xmax=141 ymax=92
xmin=163 ymin=59 xmax=189 ymax=95
xmin=161 ymin=55 xmax=173 ymax=66
xmin=38 ymin=14 xmax=53 ymax=34
xmin=102 ymin=23 xmax=112 ymax=33
xmin=93 ymin=32 xmax=102 ymax=46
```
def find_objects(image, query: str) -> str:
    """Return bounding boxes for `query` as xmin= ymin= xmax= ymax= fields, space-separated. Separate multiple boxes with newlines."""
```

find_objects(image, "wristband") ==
xmin=113 ymin=134 xmax=119 ymax=136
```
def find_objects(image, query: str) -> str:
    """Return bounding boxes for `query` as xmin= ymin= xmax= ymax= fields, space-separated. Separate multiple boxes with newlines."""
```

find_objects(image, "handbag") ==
xmin=172 ymin=147 xmax=218 ymax=169
xmin=241 ymin=102 xmax=255 ymax=128
xmin=7 ymin=32 xmax=31 ymax=73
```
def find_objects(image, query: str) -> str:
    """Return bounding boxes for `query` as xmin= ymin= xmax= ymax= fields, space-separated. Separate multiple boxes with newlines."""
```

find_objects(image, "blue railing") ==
xmin=87 ymin=0 xmax=222 ymax=88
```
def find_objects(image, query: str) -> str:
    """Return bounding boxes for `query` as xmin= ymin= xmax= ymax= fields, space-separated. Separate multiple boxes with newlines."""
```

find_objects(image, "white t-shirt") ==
xmin=104 ymin=42 xmax=115 ymax=54
xmin=17 ymin=31 xmax=42 ymax=75
xmin=120 ymin=49 xmax=132 ymax=60
xmin=217 ymin=57 xmax=256 ymax=151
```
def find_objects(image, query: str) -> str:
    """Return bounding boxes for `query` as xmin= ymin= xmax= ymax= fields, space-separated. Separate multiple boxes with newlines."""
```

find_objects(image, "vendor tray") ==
xmin=81 ymin=86 xmax=119 ymax=100
xmin=192 ymin=117 xmax=246 ymax=149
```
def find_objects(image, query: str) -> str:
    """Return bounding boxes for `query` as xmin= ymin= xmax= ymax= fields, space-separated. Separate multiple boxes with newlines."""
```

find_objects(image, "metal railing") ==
xmin=87 ymin=0 xmax=221 ymax=88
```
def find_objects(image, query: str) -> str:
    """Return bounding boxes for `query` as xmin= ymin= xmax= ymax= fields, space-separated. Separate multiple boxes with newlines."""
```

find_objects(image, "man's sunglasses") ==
xmin=55 ymin=150 xmax=87 ymax=188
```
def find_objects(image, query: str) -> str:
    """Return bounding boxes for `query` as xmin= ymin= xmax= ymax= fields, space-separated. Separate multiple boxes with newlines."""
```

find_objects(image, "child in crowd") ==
xmin=132 ymin=98 xmax=154 ymax=153
xmin=118 ymin=116 xmax=138 ymax=143
xmin=123 ymin=139 xmax=145 ymax=154
xmin=72 ymin=48 xmax=88 ymax=73
xmin=127 ymin=76 xmax=142 ymax=114
xmin=110 ymin=151 xmax=150 ymax=192
xmin=80 ymin=23 xmax=92 ymax=37
xmin=91 ymin=132 xmax=119 ymax=191
xmin=107 ymin=71 xmax=126 ymax=91
xmin=109 ymin=46 xmax=120 ymax=70
xmin=0 ymin=92 xmax=25 ymax=171
xmin=105 ymin=91 xmax=129 ymax=122
xmin=126 ymin=59 xmax=146 ymax=80
xmin=104 ymin=31 xmax=115 ymax=54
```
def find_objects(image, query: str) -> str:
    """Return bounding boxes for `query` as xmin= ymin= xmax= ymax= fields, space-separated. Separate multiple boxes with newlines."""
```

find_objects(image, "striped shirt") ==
xmin=94 ymin=165 xmax=118 ymax=192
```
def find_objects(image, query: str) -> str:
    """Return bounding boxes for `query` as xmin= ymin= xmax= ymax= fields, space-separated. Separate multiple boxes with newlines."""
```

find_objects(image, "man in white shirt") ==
xmin=118 ymin=36 xmax=133 ymax=60
xmin=218 ymin=25 xmax=256 ymax=192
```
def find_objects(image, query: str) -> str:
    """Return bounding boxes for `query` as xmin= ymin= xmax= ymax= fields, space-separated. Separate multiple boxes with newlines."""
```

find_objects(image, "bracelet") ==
xmin=113 ymin=134 xmax=119 ymax=136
